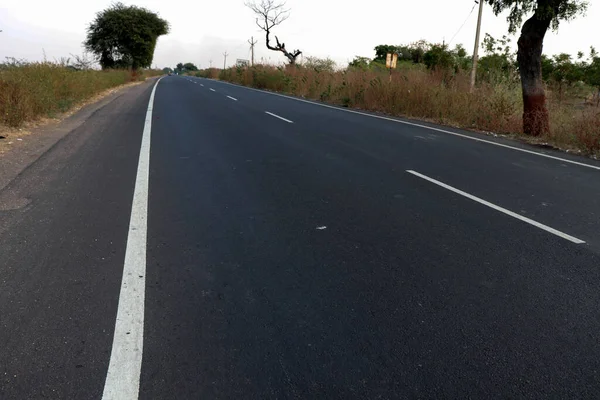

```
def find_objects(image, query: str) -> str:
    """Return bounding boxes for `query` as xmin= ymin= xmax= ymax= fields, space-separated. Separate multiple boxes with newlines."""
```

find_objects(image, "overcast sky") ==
xmin=1 ymin=0 xmax=599 ymax=69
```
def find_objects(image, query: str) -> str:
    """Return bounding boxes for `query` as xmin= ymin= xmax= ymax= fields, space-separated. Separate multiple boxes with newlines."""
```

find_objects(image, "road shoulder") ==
xmin=0 ymin=78 xmax=158 ymax=192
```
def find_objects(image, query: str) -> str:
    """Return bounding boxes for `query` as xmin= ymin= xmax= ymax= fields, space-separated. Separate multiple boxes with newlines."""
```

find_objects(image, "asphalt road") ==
xmin=1 ymin=75 xmax=600 ymax=399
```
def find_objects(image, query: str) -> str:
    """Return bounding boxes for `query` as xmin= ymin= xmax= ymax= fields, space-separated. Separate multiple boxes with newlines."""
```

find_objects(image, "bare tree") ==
xmin=70 ymin=52 xmax=96 ymax=70
xmin=245 ymin=0 xmax=301 ymax=65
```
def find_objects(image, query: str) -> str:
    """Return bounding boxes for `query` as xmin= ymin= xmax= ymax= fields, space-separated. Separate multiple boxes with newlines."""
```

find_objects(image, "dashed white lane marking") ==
xmin=102 ymin=78 xmax=161 ymax=399
xmin=208 ymin=80 xmax=600 ymax=171
xmin=227 ymin=96 xmax=238 ymax=101
xmin=210 ymin=88 xmax=216 ymax=92
xmin=265 ymin=111 xmax=293 ymax=124
xmin=406 ymin=170 xmax=585 ymax=244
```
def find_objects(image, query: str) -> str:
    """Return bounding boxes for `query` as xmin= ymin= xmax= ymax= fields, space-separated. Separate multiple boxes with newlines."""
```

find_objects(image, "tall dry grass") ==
xmin=0 ymin=62 xmax=157 ymax=127
xmin=215 ymin=64 xmax=600 ymax=155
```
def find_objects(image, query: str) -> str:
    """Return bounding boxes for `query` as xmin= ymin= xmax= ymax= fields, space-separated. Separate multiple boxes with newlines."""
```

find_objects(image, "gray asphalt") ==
xmin=1 ymin=75 xmax=600 ymax=399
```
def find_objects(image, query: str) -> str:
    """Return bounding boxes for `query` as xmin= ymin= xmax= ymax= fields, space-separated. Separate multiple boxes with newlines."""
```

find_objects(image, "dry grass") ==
xmin=0 ymin=63 xmax=160 ymax=128
xmin=216 ymin=64 xmax=600 ymax=156
xmin=0 ymin=79 xmax=147 ymax=155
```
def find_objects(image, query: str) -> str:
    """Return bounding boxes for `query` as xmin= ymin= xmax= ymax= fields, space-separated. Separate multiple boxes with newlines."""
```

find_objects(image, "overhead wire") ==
xmin=447 ymin=1 xmax=478 ymax=46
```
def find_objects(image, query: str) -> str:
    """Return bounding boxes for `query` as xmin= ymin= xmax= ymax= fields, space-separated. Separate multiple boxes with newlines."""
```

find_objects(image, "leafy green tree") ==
xmin=541 ymin=55 xmax=555 ymax=81
xmin=348 ymin=56 xmax=371 ymax=69
xmin=453 ymin=44 xmax=471 ymax=70
xmin=550 ymin=53 xmax=584 ymax=102
xmin=374 ymin=45 xmax=399 ymax=62
xmin=478 ymin=34 xmax=516 ymax=81
xmin=396 ymin=45 xmax=413 ymax=62
xmin=486 ymin=0 xmax=588 ymax=136
xmin=409 ymin=40 xmax=430 ymax=64
xmin=423 ymin=44 xmax=455 ymax=70
xmin=85 ymin=3 xmax=169 ymax=70
xmin=162 ymin=67 xmax=173 ymax=74
xmin=585 ymin=48 xmax=600 ymax=106
xmin=183 ymin=63 xmax=199 ymax=71
xmin=303 ymin=56 xmax=336 ymax=72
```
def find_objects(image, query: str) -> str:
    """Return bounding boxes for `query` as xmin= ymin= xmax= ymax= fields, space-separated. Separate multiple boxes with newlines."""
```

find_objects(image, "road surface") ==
xmin=1 ymin=76 xmax=600 ymax=399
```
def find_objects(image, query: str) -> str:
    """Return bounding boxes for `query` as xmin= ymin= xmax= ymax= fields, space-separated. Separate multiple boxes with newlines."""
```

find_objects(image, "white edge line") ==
xmin=406 ymin=170 xmax=585 ymax=244
xmin=227 ymin=96 xmax=238 ymax=101
xmin=102 ymin=78 xmax=161 ymax=400
xmin=207 ymin=79 xmax=600 ymax=171
xmin=265 ymin=111 xmax=293 ymax=124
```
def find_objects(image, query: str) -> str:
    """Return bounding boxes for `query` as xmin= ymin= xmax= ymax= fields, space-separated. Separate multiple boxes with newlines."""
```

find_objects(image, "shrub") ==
xmin=0 ymin=61 xmax=143 ymax=127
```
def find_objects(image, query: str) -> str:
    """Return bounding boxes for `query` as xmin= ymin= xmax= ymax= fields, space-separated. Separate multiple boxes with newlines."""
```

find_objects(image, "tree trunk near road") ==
xmin=517 ymin=14 xmax=552 ymax=136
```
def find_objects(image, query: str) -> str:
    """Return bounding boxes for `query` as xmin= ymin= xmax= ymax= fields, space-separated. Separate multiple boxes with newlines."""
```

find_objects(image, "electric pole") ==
xmin=248 ymin=36 xmax=258 ymax=66
xmin=470 ymin=0 xmax=484 ymax=92
xmin=223 ymin=52 xmax=229 ymax=70
xmin=209 ymin=59 xmax=213 ymax=68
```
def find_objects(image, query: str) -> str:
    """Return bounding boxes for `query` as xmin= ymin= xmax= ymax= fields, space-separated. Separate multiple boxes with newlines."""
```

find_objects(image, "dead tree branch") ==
xmin=245 ymin=0 xmax=302 ymax=64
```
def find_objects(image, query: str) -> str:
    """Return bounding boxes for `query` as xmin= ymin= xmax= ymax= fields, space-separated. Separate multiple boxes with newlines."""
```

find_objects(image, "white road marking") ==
xmin=101 ymin=78 xmax=161 ymax=399
xmin=265 ymin=111 xmax=294 ymax=124
xmin=208 ymin=80 xmax=600 ymax=171
xmin=406 ymin=170 xmax=586 ymax=244
xmin=200 ymin=84 xmax=204 ymax=87
xmin=227 ymin=96 xmax=238 ymax=101
xmin=210 ymin=88 xmax=216 ymax=92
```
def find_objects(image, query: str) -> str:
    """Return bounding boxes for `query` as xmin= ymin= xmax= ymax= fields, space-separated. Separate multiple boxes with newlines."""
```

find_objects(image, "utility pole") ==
xmin=248 ymin=36 xmax=258 ymax=66
xmin=223 ymin=52 xmax=229 ymax=70
xmin=209 ymin=59 xmax=213 ymax=68
xmin=470 ymin=0 xmax=484 ymax=92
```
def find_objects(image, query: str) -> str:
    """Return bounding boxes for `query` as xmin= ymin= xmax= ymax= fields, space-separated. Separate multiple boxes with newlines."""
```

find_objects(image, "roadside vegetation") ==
xmin=0 ymin=59 xmax=162 ymax=128
xmin=206 ymin=43 xmax=599 ymax=155
xmin=1 ymin=3 xmax=168 ymax=129
xmin=196 ymin=0 xmax=598 ymax=156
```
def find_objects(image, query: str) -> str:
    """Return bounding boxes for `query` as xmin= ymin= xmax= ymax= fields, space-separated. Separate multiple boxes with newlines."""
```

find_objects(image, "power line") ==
xmin=447 ymin=1 xmax=478 ymax=46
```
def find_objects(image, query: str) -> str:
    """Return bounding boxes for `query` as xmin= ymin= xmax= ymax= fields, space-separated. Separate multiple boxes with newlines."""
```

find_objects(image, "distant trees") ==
xmin=587 ymin=49 xmax=600 ymax=105
xmin=173 ymin=62 xmax=198 ymax=74
xmin=348 ymin=56 xmax=371 ymax=70
xmin=373 ymin=41 xmax=430 ymax=65
xmin=183 ymin=63 xmax=199 ymax=71
xmin=478 ymin=34 xmax=516 ymax=80
xmin=245 ymin=0 xmax=302 ymax=64
xmin=84 ymin=3 xmax=169 ymax=70
xmin=486 ymin=0 xmax=588 ymax=136
xmin=302 ymin=56 xmax=336 ymax=72
xmin=162 ymin=67 xmax=173 ymax=74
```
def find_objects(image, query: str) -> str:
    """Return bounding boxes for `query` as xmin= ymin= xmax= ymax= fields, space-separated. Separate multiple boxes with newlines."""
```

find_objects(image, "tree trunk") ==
xmin=517 ymin=14 xmax=552 ymax=136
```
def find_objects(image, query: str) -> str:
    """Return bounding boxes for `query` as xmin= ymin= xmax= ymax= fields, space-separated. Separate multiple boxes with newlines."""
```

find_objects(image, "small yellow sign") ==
xmin=386 ymin=53 xmax=398 ymax=69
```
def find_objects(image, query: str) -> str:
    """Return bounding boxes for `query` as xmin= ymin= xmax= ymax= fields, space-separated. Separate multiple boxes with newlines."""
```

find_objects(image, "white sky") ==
xmin=1 ymin=0 xmax=599 ymax=69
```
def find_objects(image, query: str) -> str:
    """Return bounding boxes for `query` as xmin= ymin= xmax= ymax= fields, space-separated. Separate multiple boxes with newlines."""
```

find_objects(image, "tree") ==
xmin=245 ymin=0 xmax=302 ymax=64
xmin=585 ymin=48 xmax=600 ymax=106
xmin=409 ymin=40 xmax=430 ymax=64
xmin=423 ymin=44 xmax=455 ymax=70
xmin=541 ymin=54 xmax=555 ymax=80
xmin=303 ymin=56 xmax=336 ymax=72
xmin=478 ymin=34 xmax=516 ymax=81
xmin=550 ymin=53 xmax=584 ymax=102
xmin=84 ymin=3 xmax=169 ymax=70
xmin=486 ymin=0 xmax=588 ymax=136
xmin=183 ymin=62 xmax=199 ymax=71
xmin=374 ymin=45 xmax=400 ymax=62
xmin=348 ymin=56 xmax=371 ymax=70
xmin=162 ymin=67 xmax=173 ymax=74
